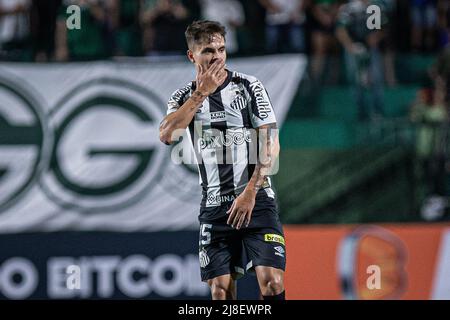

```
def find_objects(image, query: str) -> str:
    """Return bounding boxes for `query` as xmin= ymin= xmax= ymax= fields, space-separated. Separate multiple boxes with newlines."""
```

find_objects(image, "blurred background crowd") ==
xmin=0 ymin=0 xmax=447 ymax=61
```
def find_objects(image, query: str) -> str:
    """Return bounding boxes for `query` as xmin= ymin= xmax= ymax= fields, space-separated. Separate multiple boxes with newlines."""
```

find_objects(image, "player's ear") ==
xmin=187 ymin=50 xmax=195 ymax=63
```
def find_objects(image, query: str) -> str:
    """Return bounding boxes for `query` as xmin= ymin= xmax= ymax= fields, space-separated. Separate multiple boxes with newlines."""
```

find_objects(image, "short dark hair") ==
xmin=185 ymin=20 xmax=226 ymax=50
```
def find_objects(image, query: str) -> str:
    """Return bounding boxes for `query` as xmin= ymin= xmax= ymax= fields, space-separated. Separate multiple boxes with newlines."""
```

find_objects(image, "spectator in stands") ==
xmin=308 ymin=0 xmax=340 ymax=82
xmin=259 ymin=0 xmax=307 ymax=54
xmin=430 ymin=43 xmax=450 ymax=103
xmin=336 ymin=0 xmax=386 ymax=121
xmin=30 ymin=0 xmax=62 ymax=62
xmin=200 ymin=0 xmax=245 ymax=55
xmin=410 ymin=0 xmax=438 ymax=52
xmin=410 ymin=87 xmax=448 ymax=220
xmin=0 ymin=0 xmax=31 ymax=61
xmin=437 ymin=0 xmax=449 ymax=49
xmin=107 ymin=0 xmax=142 ymax=56
xmin=55 ymin=0 xmax=110 ymax=61
xmin=380 ymin=0 xmax=398 ymax=87
xmin=141 ymin=0 xmax=189 ymax=56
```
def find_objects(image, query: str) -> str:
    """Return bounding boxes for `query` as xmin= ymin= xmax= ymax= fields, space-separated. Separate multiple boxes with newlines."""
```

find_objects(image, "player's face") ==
xmin=188 ymin=34 xmax=227 ymax=72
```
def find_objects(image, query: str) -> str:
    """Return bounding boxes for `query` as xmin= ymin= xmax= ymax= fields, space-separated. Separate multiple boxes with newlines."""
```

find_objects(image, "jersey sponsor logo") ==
xmin=198 ymin=129 xmax=252 ymax=150
xmin=206 ymin=193 xmax=236 ymax=205
xmin=249 ymin=81 xmax=272 ymax=120
xmin=264 ymin=234 xmax=285 ymax=245
xmin=210 ymin=111 xmax=226 ymax=121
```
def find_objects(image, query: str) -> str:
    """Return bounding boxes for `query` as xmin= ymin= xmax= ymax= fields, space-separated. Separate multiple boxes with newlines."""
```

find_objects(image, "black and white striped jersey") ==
xmin=167 ymin=70 xmax=277 ymax=208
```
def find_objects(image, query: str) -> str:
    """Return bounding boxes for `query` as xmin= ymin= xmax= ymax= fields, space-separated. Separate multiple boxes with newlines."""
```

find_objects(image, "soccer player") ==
xmin=159 ymin=20 xmax=286 ymax=300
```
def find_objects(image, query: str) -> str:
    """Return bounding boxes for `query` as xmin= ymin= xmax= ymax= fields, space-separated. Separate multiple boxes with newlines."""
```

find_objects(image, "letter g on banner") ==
xmin=0 ymin=75 xmax=50 ymax=213
xmin=40 ymin=78 xmax=168 ymax=212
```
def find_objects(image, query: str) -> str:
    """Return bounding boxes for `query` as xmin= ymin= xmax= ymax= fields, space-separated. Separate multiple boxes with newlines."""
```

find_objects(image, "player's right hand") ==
xmin=196 ymin=59 xmax=227 ymax=96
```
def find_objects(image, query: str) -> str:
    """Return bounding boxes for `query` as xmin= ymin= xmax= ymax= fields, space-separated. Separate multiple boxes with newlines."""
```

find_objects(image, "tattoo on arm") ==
xmin=250 ymin=165 xmax=266 ymax=193
xmin=190 ymin=91 xmax=207 ymax=108
xmin=247 ymin=123 xmax=278 ymax=193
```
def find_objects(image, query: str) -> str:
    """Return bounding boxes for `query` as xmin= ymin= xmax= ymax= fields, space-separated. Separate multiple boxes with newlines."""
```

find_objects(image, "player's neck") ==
xmin=218 ymin=69 xmax=229 ymax=86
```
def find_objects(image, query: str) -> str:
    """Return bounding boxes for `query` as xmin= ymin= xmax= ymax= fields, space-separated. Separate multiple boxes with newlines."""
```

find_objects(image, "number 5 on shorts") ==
xmin=200 ymin=224 xmax=212 ymax=245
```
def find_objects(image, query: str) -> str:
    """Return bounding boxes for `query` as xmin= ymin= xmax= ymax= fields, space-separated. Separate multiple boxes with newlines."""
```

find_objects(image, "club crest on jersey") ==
xmin=199 ymin=248 xmax=210 ymax=268
xmin=230 ymin=94 xmax=247 ymax=111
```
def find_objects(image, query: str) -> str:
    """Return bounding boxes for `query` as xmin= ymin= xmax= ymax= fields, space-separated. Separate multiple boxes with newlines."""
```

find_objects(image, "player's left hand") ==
xmin=226 ymin=191 xmax=256 ymax=230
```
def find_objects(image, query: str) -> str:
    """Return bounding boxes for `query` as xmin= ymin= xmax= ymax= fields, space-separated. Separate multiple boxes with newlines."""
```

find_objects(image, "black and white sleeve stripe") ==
xmin=167 ymin=82 xmax=194 ymax=115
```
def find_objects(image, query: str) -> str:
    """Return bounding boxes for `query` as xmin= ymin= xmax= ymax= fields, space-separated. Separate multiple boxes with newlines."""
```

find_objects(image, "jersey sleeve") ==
xmin=167 ymin=83 xmax=193 ymax=115
xmin=246 ymin=78 xmax=277 ymax=128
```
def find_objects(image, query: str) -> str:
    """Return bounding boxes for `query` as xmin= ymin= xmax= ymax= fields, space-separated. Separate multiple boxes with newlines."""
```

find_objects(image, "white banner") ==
xmin=0 ymin=54 xmax=306 ymax=232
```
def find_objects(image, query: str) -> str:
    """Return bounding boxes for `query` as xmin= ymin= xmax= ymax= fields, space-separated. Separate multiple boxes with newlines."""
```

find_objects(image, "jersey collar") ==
xmin=211 ymin=69 xmax=232 ymax=95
